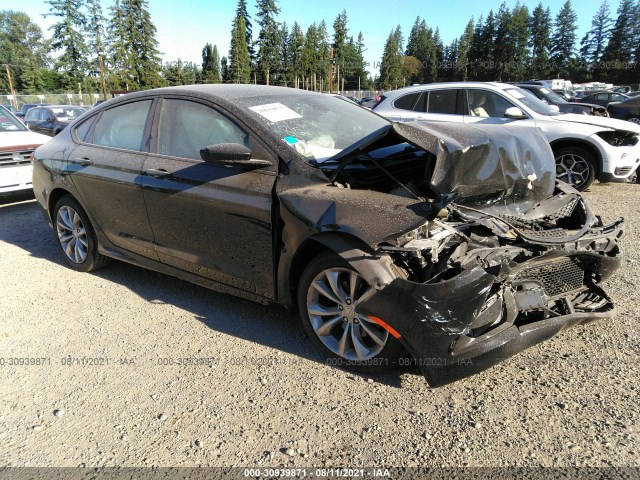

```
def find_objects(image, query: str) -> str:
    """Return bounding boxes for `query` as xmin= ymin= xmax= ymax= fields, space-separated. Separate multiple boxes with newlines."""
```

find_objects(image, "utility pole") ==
xmin=4 ymin=64 xmax=18 ymax=110
xmin=98 ymin=54 xmax=108 ymax=101
xmin=329 ymin=47 xmax=334 ymax=93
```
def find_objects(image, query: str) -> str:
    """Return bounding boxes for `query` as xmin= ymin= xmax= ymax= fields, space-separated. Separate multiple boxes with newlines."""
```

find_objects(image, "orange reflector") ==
xmin=368 ymin=316 xmax=401 ymax=339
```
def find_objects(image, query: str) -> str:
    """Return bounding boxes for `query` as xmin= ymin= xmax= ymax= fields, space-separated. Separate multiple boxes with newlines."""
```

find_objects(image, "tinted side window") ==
xmin=393 ymin=93 xmax=420 ymax=111
xmin=427 ymin=90 xmax=458 ymax=114
xmin=93 ymin=100 xmax=152 ymax=151
xmin=25 ymin=109 xmax=40 ymax=122
xmin=157 ymin=99 xmax=247 ymax=160
xmin=74 ymin=115 xmax=98 ymax=143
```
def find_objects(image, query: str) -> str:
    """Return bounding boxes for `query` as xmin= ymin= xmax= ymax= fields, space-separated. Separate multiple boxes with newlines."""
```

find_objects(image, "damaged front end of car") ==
xmin=358 ymin=184 xmax=622 ymax=386
xmin=333 ymin=122 xmax=624 ymax=386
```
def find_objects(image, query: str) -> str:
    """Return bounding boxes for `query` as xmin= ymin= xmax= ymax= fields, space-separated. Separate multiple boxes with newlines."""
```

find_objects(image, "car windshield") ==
xmin=539 ymin=87 xmax=568 ymax=104
xmin=52 ymin=107 xmax=87 ymax=121
xmin=0 ymin=107 xmax=27 ymax=132
xmin=237 ymin=94 xmax=389 ymax=163
xmin=504 ymin=87 xmax=561 ymax=116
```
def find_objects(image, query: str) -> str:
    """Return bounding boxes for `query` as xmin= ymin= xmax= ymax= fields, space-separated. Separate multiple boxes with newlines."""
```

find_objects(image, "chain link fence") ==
xmin=3 ymin=93 xmax=106 ymax=111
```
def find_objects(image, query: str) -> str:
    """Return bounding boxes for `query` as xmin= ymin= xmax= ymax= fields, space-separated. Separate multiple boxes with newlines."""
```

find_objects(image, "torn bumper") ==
xmin=357 ymin=249 xmax=622 ymax=387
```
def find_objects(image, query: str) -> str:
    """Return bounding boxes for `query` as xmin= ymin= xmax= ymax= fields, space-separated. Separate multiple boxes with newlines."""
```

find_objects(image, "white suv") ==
xmin=372 ymin=82 xmax=640 ymax=190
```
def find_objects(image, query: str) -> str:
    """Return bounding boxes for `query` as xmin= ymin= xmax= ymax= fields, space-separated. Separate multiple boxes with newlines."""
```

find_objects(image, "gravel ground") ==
xmin=0 ymin=183 xmax=638 ymax=469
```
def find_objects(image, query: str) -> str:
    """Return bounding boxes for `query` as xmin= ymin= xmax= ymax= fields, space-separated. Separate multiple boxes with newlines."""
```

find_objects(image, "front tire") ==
xmin=53 ymin=195 xmax=108 ymax=272
xmin=554 ymin=146 xmax=596 ymax=191
xmin=297 ymin=251 xmax=404 ymax=373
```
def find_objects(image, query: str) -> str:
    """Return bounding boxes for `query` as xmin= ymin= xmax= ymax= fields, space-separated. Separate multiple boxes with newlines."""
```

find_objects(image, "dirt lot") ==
xmin=0 ymin=183 xmax=638 ymax=469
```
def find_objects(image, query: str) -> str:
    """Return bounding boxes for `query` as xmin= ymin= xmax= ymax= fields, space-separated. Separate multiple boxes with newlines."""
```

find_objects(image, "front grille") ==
xmin=514 ymin=258 xmax=585 ymax=296
xmin=0 ymin=150 xmax=32 ymax=167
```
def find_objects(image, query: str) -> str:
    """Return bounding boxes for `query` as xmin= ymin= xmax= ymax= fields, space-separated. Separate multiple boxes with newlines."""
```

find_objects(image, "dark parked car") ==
xmin=607 ymin=96 xmax=640 ymax=125
xmin=24 ymin=105 xmax=87 ymax=136
xmin=513 ymin=83 xmax=608 ymax=116
xmin=32 ymin=85 xmax=623 ymax=386
xmin=14 ymin=103 xmax=48 ymax=120
xmin=577 ymin=91 xmax=630 ymax=107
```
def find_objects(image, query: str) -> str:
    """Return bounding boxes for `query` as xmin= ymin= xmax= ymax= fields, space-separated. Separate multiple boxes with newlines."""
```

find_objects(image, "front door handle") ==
xmin=70 ymin=158 xmax=93 ymax=167
xmin=145 ymin=168 xmax=171 ymax=178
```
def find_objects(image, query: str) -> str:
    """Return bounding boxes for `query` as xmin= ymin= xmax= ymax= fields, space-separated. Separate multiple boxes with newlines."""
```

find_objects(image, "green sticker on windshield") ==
xmin=284 ymin=136 xmax=299 ymax=144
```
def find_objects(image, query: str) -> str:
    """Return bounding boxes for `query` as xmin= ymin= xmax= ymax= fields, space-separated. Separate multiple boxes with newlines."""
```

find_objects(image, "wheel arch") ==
xmin=549 ymin=138 xmax=603 ymax=177
xmin=47 ymin=188 xmax=75 ymax=219
xmin=284 ymin=232 xmax=397 ymax=310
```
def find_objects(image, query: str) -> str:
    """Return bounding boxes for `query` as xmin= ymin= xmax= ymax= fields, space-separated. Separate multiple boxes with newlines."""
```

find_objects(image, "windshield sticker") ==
xmin=283 ymin=136 xmax=299 ymax=144
xmin=250 ymin=103 xmax=302 ymax=122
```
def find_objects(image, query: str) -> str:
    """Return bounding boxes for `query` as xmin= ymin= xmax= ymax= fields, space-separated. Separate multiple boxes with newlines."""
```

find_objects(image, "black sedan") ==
xmin=512 ymin=83 xmax=608 ymax=116
xmin=577 ymin=91 xmax=630 ymax=107
xmin=24 ymin=105 xmax=87 ymax=136
xmin=32 ymin=85 xmax=623 ymax=386
xmin=607 ymin=97 xmax=640 ymax=125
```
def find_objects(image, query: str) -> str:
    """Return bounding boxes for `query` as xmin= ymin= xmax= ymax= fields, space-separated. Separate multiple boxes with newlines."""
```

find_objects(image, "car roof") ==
xmin=114 ymin=84 xmax=320 ymax=103
xmin=380 ymin=82 xmax=512 ymax=98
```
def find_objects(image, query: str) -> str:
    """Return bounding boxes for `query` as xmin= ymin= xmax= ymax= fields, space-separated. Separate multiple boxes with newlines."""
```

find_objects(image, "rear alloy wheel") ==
xmin=554 ymin=147 xmax=596 ymax=191
xmin=54 ymin=195 xmax=108 ymax=272
xmin=298 ymin=252 xmax=405 ymax=373
xmin=628 ymin=116 xmax=640 ymax=125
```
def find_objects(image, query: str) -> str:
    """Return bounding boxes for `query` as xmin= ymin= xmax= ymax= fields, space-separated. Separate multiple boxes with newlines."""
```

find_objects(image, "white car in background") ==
xmin=0 ymin=105 xmax=51 ymax=195
xmin=373 ymin=82 xmax=640 ymax=190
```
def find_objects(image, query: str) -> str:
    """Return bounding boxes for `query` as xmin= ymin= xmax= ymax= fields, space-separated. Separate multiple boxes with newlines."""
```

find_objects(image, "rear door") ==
xmin=68 ymin=99 xmax=158 ymax=259
xmin=141 ymin=96 xmax=277 ymax=300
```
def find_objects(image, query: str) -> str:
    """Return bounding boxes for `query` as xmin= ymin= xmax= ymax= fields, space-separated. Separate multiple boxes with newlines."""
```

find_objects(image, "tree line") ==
xmin=379 ymin=0 xmax=640 ymax=90
xmin=1 ymin=0 xmax=639 ymax=96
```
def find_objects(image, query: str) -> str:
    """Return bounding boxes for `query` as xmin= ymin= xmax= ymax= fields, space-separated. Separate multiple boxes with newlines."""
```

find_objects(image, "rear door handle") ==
xmin=70 ymin=158 xmax=93 ymax=167
xmin=145 ymin=168 xmax=171 ymax=178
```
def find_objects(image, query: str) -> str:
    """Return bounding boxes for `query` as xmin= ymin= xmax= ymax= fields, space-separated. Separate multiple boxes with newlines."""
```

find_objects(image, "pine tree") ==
xmin=550 ymin=0 xmax=578 ymax=77
xmin=405 ymin=17 xmax=437 ymax=83
xmin=202 ymin=43 xmax=221 ymax=83
xmin=0 ymin=11 xmax=51 ymax=93
xmin=317 ymin=20 xmax=330 ymax=90
xmin=277 ymin=21 xmax=289 ymax=85
xmin=378 ymin=26 xmax=403 ymax=90
xmin=332 ymin=10 xmax=348 ymax=92
xmin=580 ymin=1 xmax=612 ymax=65
xmin=220 ymin=56 xmax=230 ymax=83
xmin=287 ymin=22 xmax=305 ymax=88
xmin=599 ymin=0 xmax=638 ymax=82
xmin=302 ymin=23 xmax=317 ymax=90
xmin=510 ymin=4 xmax=530 ymax=80
xmin=529 ymin=3 xmax=552 ymax=78
xmin=45 ymin=0 xmax=88 ymax=90
xmin=85 ymin=0 xmax=105 ymax=76
xmin=107 ymin=0 xmax=162 ymax=90
xmin=229 ymin=15 xmax=251 ymax=83
xmin=455 ymin=19 xmax=474 ymax=81
xmin=255 ymin=0 xmax=280 ymax=85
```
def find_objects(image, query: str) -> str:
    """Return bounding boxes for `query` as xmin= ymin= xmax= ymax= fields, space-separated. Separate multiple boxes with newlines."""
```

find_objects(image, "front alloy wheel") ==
xmin=554 ymin=147 xmax=596 ymax=191
xmin=307 ymin=267 xmax=388 ymax=361
xmin=298 ymin=252 xmax=405 ymax=372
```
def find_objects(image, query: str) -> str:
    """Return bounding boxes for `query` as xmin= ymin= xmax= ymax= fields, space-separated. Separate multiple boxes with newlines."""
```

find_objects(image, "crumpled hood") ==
xmin=392 ymin=121 xmax=556 ymax=213
xmin=550 ymin=113 xmax=640 ymax=133
xmin=0 ymin=130 xmax=51 ymax=149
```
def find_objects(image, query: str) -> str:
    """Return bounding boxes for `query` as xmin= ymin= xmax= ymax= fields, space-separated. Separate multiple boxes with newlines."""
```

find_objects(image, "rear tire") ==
xmin=53 ymin=195 xmax=109 ymax=272
xmin=297 ymin=251 xmax=405 ymax=373
xmin=554 ymin=146 xmax=596 ymax=191
xmin=628 ymin=116 xmax=640 ymax=125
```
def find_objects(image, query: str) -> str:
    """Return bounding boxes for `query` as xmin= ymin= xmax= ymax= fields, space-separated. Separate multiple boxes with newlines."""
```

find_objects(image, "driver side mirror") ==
xmin=504 ymin=107 xmax=527 ymax=119
xmin=199 ymin=143 xmax=272 ymax=168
